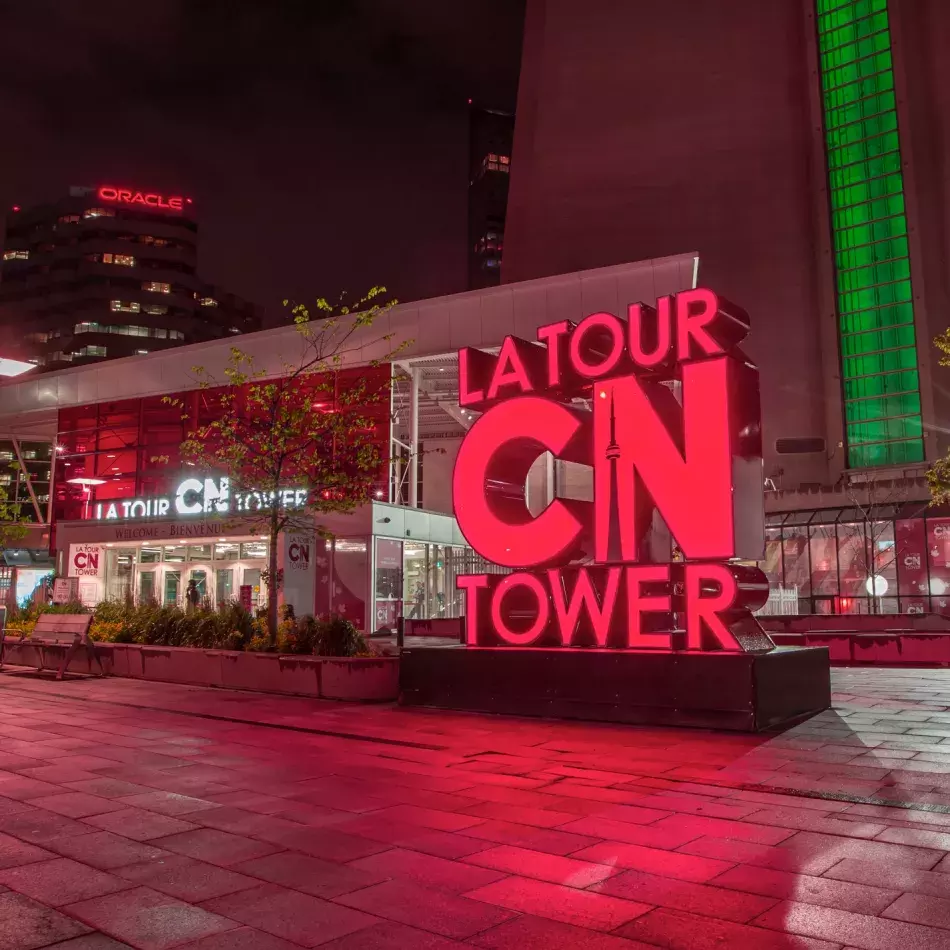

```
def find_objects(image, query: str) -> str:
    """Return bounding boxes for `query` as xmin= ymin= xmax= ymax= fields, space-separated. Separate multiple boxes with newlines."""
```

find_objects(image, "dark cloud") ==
xmin=0 ymin=0 xmax=524 ymax=320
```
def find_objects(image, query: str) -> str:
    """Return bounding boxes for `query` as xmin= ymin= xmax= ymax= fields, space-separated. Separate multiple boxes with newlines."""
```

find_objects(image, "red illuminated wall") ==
xmin=53 ymin=366 xmax=391 ymax=524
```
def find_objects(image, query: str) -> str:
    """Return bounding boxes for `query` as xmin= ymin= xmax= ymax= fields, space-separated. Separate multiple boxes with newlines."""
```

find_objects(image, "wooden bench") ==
xmin=0 ymin=614 xmax=103 ymax=680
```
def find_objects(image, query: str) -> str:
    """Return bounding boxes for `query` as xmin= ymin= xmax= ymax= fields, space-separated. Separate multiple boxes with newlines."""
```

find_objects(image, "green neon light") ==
xmin=816 ymin=0 xmax=924 ymax=467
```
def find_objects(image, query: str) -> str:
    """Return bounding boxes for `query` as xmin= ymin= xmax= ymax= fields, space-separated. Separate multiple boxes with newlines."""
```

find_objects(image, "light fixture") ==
xmin=217 ymin=537 xmax=227 ymax=542
xmin=66 ymin=477 xmax=106 ymax=486
xmin=54 ymin=445 xmax=65 ymax=453
xmin=259 ymin=535 xmax=267 ymax=540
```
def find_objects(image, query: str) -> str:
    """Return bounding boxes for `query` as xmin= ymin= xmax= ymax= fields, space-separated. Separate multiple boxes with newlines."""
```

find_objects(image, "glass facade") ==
xmin=371 ymin=537 xmax=507 ymax=633
xmin=760 ymin=507 xmax=950 ymax=615
xmin=816 ymin=0 xmax=924 ymax=468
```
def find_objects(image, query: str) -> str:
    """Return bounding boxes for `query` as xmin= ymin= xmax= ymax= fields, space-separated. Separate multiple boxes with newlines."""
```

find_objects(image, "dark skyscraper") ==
xmin=467 ymin=107 xmax=514 ymax=290
xmin=0 ymin=185 xmax=260 ymax=369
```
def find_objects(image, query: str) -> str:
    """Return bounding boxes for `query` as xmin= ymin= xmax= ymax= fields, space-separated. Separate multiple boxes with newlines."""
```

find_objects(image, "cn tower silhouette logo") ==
xmin=451 ymin=288 xmax=772 ymax=653
xmin=604 ymin=390 xmax=623 ymax=564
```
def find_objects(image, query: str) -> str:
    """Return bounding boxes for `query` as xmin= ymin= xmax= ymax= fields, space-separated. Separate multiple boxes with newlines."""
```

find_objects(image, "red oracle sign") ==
xmin=97 ymin=186 xmax=185 ymax=212
xmin=452 ymin=287 xmax=772 ymax=653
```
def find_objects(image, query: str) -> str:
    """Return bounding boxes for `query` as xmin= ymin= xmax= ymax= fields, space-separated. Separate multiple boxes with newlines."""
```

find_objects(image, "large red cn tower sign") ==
xmin=452 ymin=288 xmax=772 ymax=653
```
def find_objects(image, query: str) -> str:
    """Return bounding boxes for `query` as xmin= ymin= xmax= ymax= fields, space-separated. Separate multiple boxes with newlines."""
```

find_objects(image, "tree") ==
xmin=0 ymin=486 xmax=28 ymax=549
xmin=928 ymin=329 xmax=950 ymax=504
xmin=167 ymin=288 xmax=403 ymax=639
xmin=839 ymin=473 xmax=918 ymax=613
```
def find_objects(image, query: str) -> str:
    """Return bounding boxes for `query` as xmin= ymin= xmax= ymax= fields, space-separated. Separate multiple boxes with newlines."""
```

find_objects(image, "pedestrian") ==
xmin=186 ymin=578 xmax=200 ymax=614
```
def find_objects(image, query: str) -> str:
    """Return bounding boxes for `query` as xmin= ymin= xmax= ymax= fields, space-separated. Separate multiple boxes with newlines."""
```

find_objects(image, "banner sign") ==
xmin=452 ymin=287 xmax=772 ymax=652
xmin=67 ymin=544 xmax=104 ymax=578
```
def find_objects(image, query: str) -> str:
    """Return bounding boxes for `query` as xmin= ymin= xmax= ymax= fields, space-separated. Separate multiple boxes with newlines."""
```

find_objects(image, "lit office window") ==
xmin=2 ymin=250 xmax=29 ymax=261
xmin=142 ymin=304 xmax=168 ymax=316
xmin=73 ymin=345 xmax=107 ymax=357
xmin=142 ymin=281 xmax=171 ymax=294
xmin=101 ymin=253 xmax=136 ymax=266
xmin=199 ymin=297 xmax=218 ymax=307
xmin=110 ymin=301 xmax=141 ymax=314
xmin=83 ymin=207 xmax=115 ymax=219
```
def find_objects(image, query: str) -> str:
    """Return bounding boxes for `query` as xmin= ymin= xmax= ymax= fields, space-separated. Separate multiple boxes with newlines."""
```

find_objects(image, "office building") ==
xmin=468 ymin=107 xmax=514 ymax=289
xmin=0 ymin=185 xmax=260 ymax=368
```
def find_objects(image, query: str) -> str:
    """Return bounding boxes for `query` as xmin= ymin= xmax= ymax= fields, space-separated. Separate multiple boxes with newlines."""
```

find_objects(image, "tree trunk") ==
xmin=267 ymin=515 xmax=279 ymax=642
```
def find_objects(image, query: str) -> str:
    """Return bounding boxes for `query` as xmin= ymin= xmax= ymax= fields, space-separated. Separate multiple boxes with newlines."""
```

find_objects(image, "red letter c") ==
xmin=453 ymin=396 xmax=589 ymax=569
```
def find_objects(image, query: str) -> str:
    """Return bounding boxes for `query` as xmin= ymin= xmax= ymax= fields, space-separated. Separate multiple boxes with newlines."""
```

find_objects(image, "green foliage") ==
xmin=312 ymin=614 xmax=368 ymax=657
xmin=89 ymin=600 xmax=256 ymax=649
xmin=163 ymin=286 xmax=404 ymax=642
xmin=80 ymin=601 xmax=363 ymax=656
xmin=930 ymin=330 xmax=950 ymax=503
xmin=0 ymin=485 xmax=29 ymax=549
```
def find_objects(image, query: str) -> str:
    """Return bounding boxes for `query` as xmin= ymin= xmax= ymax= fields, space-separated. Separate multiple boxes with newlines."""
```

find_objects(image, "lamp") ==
xmin=67 ymin=477 xmax=106 ymax=519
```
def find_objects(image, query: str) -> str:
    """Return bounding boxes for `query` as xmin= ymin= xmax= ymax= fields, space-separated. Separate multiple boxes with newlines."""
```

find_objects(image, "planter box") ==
xmin=852 ymin=634 xmax=901 ymax=664
xmin=321 ymin=657 xmax=399 ymax=701
xmin=804 ymin=634 xmax=852 ymax=663
xmin=217 ymin=651 xmax=320 ymax=696
xmin=140 ymin=646 xmax=223 ymax=687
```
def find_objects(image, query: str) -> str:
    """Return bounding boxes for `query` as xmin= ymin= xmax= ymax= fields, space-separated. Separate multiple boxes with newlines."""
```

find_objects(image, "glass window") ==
xmin=809 ymin=524 xmax=838 ymax=594
xmin=240 ymin=541 xmax=267 ymax=559
xmin=216 ymin=568 xmax=233 ymax=604
xmin=105 ymin=548 xmax=134 ymax=602
xmin=190 ymin=569 xmax=208 ymax=600
xmin=163 ymin=545 xmax=186 ymax=562
xmin=2 ymin=250 xmax=29 ymax=261
xmin=404 ymin=541 xmax=427 ymax=619
xmin=896 ymin=518 xmax=927 ymax=595
xmin=214 ymin=542 xmax=240 ymax=560
xmin=83 ymin=207 xmax=115 ymax=218
xmin=139 ymin=571 xmax=156 ymax=603
xmin=110 ymin=301 xmax=141 ymax=314
xmin=139 ymin=546 xmax=162 ymax=563
xmin=163 ymin=570 xmax=180 ymax=606
xmin=187 ymin=544 xmax=213 ymax=561
xmin=782 ymin=527 xmax=810 ymax=597
xmin=373 ymin=538 xmax=402 ymax=631
xmin=199 ymin=297 xmax=218 ymax=307
xmin=142 ymin=281 xmax=171 ymax=294
xmin=243 ymin=568 xmax=262 ymax=607
xmin=838 ymin=522 xmax=869 ymax=596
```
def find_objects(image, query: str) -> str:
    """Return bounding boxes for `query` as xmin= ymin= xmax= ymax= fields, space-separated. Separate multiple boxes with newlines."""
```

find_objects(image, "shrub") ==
xmin=313 ymin=615 xmax=367 ymax=657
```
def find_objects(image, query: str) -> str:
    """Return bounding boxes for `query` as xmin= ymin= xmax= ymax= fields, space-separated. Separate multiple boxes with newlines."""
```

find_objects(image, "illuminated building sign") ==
xmin=452 ymin=287 xmax=772 ymax=652
xmin=90 ymin=476 xmax=308 ymax=521
xmin=97 ymin=186 xmax=185 ymax=212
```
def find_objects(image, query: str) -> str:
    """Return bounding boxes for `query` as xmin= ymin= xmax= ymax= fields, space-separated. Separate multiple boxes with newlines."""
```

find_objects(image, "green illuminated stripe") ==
xmin=816 ymin=0 xmax=923 ymax=468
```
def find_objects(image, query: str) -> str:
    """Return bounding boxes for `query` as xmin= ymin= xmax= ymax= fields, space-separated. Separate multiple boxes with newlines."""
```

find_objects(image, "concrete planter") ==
xmin=320 ymin=656 xmax=399 ymax=701
xmin=140 ymin=646 xmax=223 ymax=687
xmin=3 ymin=637 xmax=396 ymax=701
xmin=218 ymin=651 xmax=320 ymax=697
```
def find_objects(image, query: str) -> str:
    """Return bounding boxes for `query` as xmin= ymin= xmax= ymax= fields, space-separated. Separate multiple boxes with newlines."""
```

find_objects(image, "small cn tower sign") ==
xmin=451 ymin=288 xmax=772 ymax=652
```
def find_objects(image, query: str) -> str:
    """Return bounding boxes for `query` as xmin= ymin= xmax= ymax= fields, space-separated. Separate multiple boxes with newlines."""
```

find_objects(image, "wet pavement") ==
xmin=1 ymin=667 xmax=950 ymax=947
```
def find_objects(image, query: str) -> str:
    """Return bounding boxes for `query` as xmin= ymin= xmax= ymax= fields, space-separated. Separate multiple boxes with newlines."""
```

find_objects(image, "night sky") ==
xmin=0 ymin=1 xmax=524 ymax=323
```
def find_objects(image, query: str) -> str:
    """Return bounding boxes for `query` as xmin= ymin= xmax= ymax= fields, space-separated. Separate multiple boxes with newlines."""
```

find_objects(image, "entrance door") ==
xmin=243 ymin=568 xmax=262 ymax=607
xmin=216 ymin=568 xmax=234 ymax=605
xmin=191 ymin=569 xmax=209 ymax=606
xmin=164 ymin=571 xmax=181 ymax=607
xmin=139 ymin=571 xmax=156 ymax=604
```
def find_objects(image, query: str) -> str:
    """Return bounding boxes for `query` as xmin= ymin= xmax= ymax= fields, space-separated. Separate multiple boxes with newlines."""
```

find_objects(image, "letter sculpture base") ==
xmin=399 ymin=645 xmax=830 ymax=732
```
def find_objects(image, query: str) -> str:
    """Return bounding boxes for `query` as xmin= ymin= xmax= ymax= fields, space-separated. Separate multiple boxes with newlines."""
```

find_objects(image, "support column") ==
xmin=11 ymin=437 xmax=43 ymax=523
xmin=409 ymin=367 xmax=420 ymax=508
